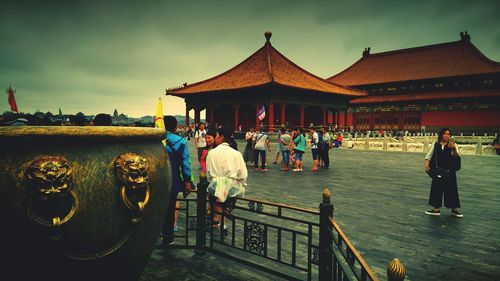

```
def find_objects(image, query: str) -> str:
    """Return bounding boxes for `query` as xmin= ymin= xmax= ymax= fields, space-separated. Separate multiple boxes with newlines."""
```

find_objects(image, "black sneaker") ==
xmin=425 ymin=209 xmax=440 ymax=216
xmin=162 ymin=238 xmax=175 ymax=246
xmin=451 ymin=209 xmax=464 ymax=218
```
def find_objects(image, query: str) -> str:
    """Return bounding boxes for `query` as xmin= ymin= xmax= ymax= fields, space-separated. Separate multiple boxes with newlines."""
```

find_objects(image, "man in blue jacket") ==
xmin=162 ymin=115 xmax=193 ymax=246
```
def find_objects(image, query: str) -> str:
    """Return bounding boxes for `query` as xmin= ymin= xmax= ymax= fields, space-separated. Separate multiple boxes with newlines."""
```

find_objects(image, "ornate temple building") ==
xmin=167 ymin=31 xmax=500 ymax=133
xmin=166 ymin=32 xmax=365 ymax=131
xmin=328 ymin=31 xmax=500 ymax=133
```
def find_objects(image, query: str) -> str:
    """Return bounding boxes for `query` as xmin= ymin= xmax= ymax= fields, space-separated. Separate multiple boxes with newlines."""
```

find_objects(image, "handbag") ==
xmin=429 ymin=166 xmax=449 ymax=180
xmin=428 ymin=143 xmax=450 ymax=180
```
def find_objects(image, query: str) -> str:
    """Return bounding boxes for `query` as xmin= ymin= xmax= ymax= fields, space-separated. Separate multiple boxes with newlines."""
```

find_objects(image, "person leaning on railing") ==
xmin=206 ymin=126 xmax=248 ymax=228
xmin=162 ymin=116 xmax=194 ymax=246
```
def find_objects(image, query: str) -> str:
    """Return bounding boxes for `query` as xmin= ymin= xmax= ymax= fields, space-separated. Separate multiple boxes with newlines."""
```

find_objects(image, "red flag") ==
xmin=7 ymin=85 xmax=18 ymax=113
xmin=257 ymin=105 xmax=266 ymax=121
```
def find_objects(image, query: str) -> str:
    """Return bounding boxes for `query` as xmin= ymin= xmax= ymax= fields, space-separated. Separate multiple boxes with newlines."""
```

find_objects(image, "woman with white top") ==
xmin=206 ymin=126 xmax=247 ymax=227
xmin=424 ymin=128 xmax=463 ymax=217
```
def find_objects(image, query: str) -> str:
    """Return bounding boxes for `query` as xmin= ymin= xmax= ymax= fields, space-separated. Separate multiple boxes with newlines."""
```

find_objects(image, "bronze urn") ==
xmin=0 ymin=126 xmax=172 ymax=280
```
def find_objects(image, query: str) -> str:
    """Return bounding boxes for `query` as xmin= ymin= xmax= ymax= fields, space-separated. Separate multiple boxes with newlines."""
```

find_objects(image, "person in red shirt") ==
xmin=200 ymin=128 xmax=217 ymax=174
xmin=336 ymin=133 xmax=343 ymax=147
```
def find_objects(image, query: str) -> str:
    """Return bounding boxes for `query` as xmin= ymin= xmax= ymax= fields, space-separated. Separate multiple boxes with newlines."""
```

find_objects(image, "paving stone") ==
xmin=141 ymin=138 xmax=500 ymax=281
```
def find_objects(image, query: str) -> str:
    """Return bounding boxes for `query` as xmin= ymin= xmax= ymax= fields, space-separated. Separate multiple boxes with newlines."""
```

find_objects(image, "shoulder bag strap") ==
xmin=256 ymin=133 xmax=265 ymax=143
xmin=434 ymin=142 xmax=439 ymax=169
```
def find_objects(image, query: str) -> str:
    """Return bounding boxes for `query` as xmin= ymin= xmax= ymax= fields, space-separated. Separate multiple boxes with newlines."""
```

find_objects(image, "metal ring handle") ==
xmin=27 ymin=190 xmax=79 ymax=228
xmin=120 ymin=185 xmax=150 ymax=213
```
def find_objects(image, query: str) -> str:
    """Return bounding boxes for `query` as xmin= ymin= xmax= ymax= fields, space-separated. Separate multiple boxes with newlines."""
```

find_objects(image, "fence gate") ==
xmin=165 ymin=182 xmax=404 ymax=281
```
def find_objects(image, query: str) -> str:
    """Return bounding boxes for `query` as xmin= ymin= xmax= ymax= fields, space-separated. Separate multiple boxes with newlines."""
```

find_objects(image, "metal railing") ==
xmin=318 ymin=188 xmax=378 ymax=281
xmin=166 ymin=182 xmax=406 ymax=281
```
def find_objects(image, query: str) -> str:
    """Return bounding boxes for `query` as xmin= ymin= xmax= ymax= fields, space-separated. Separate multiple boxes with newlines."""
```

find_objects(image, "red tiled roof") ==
xmin=167 ymin=34 xmax=365 ymax=97
xmin=328 ymin=34 xmax=500 ymax=86
xmin=350 ymin=89 xmax=500 ymax=104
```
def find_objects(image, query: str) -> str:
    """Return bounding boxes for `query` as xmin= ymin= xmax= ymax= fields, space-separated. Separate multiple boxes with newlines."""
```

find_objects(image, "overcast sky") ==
xmin=1 ymin=0 xmax=499 ymax=117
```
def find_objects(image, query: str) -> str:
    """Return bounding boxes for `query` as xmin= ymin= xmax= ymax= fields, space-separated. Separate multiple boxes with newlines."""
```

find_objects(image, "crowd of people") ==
xmin=161 ymin=119 xmax=247 ymax=245
xmin=242 ymin=126 xmax=344 ymax=172
xmin=161 ymin=122 xmax=467 ymax=246
xmin=174 ymin=122 xmax=352 ymax=174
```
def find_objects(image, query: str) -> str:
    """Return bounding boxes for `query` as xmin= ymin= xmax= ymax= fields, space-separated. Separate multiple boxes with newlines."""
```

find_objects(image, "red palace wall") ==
xmin=328 ymin=112 xmax=334 ymax=124
xmin=421 ymin=109 xmax=500 ymax=127
xmin=335 ymin=111 xmax=354 ymax=127
xmin=346 ymin=112 xmax=354 ymax=126
xmin=338 ymin=111 xmax=345 ymax=126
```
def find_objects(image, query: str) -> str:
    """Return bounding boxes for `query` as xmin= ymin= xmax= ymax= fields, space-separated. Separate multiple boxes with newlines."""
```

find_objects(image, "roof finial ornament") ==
xmin=460 ymin=31 xmax=471 ymax=42
xmin=362 ymin=47 xmax=371 ymax=57
xmin=265 ymin=31 xmax=272 ymax=43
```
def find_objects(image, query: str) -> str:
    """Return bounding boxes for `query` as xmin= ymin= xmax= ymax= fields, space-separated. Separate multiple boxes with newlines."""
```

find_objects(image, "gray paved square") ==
xmin=142 ymin=138 xmax=500 ymax=281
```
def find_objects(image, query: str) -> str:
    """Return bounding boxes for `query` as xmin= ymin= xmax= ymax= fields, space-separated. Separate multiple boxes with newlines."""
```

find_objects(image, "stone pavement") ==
xmin=140 ymin=247 xmax=286 ymax=281
xmin=142 ymin=138 xmax=500 ymax=281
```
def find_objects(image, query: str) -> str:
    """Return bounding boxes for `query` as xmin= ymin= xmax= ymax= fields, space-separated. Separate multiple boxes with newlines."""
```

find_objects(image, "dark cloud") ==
xmin=1 ymin=0 xmax=499 ymax=116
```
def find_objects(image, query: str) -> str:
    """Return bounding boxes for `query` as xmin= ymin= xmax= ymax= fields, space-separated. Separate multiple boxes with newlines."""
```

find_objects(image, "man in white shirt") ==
xmin=195 ymin=123 xmax=207 ymax=166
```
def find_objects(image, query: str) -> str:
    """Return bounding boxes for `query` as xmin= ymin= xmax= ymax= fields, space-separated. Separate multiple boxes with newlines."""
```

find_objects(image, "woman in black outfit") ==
xmin=243 ymin=128 xmax=255 ymax=165
xmin=424 ymin=128 xmax=463 ymax=217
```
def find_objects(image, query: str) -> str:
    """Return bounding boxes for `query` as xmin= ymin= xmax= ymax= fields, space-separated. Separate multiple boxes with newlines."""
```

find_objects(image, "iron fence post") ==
xmin=319 ymin=188 xmax=334 ymax=281
xmin=195 ymin=175 xmax=208 ymax=254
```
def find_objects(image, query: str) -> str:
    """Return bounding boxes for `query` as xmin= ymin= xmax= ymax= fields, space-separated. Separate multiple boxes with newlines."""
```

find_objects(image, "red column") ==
xmin=234 ymin=105 xmax=240 ymax=131
xmin=194 ymin=109 xmax=200 ymax=124
xmin=346 ymin=112 xmax=353 ymax=127
xmin=344 ymin=111 xmax=348 ymax=128
xmin=322 ymin=108 xmax=327 ymax=127
xmin=339 ymin=111 xmax=345 ymax=127
xmin=398 ymin=112 xmax=404 ymax=130
xmin=334 ymin=111 xmax=338 ymax=126
xmin=256 ymin=103 xmax=260 ymax=128
xmin=210 ymin=107 xmax=215 ymax=127
xmin=280 ymin=102 xmax=285 ymax=126
xmin=185 ymin=104 xmax=190 ymax=126
xmin=369 ymin=112 xmax=374 ymax=130
xmin=299 ymin=104 xmax=304 ymax=128
xmin=268 ymin=100 xmax=274 ymax=132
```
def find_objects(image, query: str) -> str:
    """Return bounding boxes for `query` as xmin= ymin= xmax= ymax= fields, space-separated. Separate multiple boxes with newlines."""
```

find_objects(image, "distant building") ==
xmin=328 ymin=31 xmax=500 ymax=133
xmin=166 ymin=31 xmax=500 ymax=133
xmin=166 ymin=32 xmax=364 ymax=132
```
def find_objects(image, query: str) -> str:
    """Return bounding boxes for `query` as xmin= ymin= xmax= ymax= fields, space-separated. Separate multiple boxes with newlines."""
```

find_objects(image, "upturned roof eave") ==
xmin=165 ymin=80 xmax=366 ymax=99
xmin=328 ymin=39 xmax=500 ymax=86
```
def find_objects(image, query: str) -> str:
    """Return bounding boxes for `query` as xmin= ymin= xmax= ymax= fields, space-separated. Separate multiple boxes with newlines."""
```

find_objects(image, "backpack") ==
xmin=317 ymin=131 xmax=324 ymax=145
